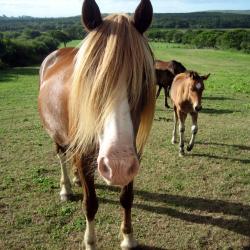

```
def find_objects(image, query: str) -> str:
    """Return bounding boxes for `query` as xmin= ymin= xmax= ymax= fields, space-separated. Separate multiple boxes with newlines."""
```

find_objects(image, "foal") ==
xmin=170 ymin=71 xmax=210 ymax=156
xmin=155 ymin=59 xmax=186 ymax=108
xmin=38 ymin=0 xmax=155 ymax=249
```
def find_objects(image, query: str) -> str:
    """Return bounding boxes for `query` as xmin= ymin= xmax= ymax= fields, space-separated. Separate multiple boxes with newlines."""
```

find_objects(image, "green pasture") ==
xmin=0 ymin=43 xmax=250 ymax=249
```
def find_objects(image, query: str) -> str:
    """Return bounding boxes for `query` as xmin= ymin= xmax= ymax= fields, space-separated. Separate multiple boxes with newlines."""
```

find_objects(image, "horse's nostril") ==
xmin=98 ymin=158 xmax=112 ymax=180
xmin=102 ymin=163 xmax=109 ymax=174
xmin=195 ymin=106 xmax=202 ymax=112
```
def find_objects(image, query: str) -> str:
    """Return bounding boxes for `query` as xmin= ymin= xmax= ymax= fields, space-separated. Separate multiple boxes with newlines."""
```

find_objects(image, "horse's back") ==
xmin=155 ymin=60 xmax=171 ymax=71
xmin=38 ymin=47 xmax=78 ymax=146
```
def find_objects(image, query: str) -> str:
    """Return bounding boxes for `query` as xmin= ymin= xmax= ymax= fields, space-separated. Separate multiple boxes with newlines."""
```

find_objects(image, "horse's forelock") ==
xmin=68 ymin=14 xmax=155 ymax=156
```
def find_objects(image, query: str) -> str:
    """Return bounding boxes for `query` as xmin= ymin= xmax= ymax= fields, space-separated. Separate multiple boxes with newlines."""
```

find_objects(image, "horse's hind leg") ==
xmin=72 ymin=159 xmax=81 ymax=187
xmin=171 ymin=106 xmax=178 ymax=144
xmin=120 ymin=182 xmax=137 ymax=250
xmin=178 ymin=111 xmax=187 ymax=157
xmin=57 ymin=145 xmax=73 ymax=201
xmin=187 ymin=112 xmax=198 ymax=152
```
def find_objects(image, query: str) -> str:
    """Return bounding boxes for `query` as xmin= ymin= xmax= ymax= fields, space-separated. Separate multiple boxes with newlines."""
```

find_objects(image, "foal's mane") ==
xmin=69 ymin=14 xmax=155 ymax=155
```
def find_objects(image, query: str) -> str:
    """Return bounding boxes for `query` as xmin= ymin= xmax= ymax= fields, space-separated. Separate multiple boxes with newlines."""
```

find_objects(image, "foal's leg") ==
xmin=178 ymin=111 xmax=187 ymax=157
xmin=171 ymin=106 xmax=178 ymax=144
xmin=57 ymin=146 xmax=73 ymax=201
xmin=164 ymin=87 xmax=170 ymax=108
xmin=77 ymin=157 xmax=98 ymax=250
xmin=187 ymin=112 xmax=198 ymax=152
xmin=120 ymin=182 xmax=137 ymax=250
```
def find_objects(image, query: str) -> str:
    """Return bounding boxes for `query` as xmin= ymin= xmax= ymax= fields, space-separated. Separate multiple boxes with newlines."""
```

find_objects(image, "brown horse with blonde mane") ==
xmin=38 ymin=0 xmax=155 ymax=249
xmin=155 ymin=59 xmax=186 ymax=108
xmin=170 ymin=71 xmax=210 ymax=157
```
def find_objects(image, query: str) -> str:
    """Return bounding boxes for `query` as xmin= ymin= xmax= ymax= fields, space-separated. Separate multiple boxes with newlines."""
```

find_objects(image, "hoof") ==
xmin=171 ymin=138 xmax=177 ymax=144
xmin=179 ymin=151 xmax=185 ymax=157
xmin=60 ymin=193 xmax=73 ymax=202
xmin=73 ymin=177 xmax=81 ymax=187
xmin=186 ymin=145 xmax=193 ymax=152
xmin=121 ymin=234 xmax=138 ymax=250
xmin=85 ymin=244 xmax=96 ymax=250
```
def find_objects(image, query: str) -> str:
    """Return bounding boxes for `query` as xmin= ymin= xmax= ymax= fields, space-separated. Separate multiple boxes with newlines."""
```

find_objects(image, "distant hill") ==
xmin=1 ymin=11 xmax=250 ymax=31
xmin=207 ymin=10 xmax=250 ymax=15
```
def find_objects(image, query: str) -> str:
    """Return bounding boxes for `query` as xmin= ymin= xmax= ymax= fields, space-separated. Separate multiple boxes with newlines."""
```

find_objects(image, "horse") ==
xmin=38 ymin=0 xmax=155 ymax=249
xmin=155 ymin=59 xmax=186 ymax=108
xmin=170 ymin=71 xmax=210 ymax=157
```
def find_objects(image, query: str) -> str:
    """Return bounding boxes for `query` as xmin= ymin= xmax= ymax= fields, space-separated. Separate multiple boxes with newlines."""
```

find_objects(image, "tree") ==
xmin=49 ymin=30 xmax=71 ymax=47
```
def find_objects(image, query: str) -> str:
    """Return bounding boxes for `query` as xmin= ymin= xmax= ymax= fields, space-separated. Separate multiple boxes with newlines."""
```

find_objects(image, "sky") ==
xmin=0 ymin=0 xmax=250 ymax=18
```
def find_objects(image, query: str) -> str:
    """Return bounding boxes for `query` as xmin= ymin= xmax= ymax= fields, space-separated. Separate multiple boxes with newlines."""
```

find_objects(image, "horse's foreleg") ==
xmin=120 ymin=182 xmax=137 ymax=250
xmin=57 ymin=149 xmax=73 ymax=201
xmin=187 ymin=112 xmax=198 ymax=152
xmin=156 ymin=85 xmax=162 ymax=99
xmin=172 ymin=106 xmax=178 ymax=144
xmin=178 ymin=112 xmax=187 ymax=157
xmin=83 ymin=176 xmax=98 ymax=250
xmin=77 ymin=157 xmax=98 ymax=250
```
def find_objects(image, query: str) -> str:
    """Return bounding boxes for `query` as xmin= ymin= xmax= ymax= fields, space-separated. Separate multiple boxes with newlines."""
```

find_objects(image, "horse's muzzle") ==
xmin=97 ymin=156 xmax=140 ymax=187
xmin=194 ymin=105 xmax=202 ymax=112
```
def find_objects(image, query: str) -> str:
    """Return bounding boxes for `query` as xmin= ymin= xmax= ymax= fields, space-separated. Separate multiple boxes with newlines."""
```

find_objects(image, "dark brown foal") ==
xmin=155 ymin=59 xmax=186 ymax=108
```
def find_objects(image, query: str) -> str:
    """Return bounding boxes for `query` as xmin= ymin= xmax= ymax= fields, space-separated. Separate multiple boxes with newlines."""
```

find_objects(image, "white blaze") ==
xmin=196 ymin=82 xmax=202 ymax=90
xmin=98 ymin=90 xmax=134 ymax=158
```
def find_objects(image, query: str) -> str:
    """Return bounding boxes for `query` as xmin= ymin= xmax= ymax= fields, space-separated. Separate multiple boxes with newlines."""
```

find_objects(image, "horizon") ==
xmin=1 ymin=9 xmax=250 ymax=19
xmin=1 ymin=0 xmax=250 ymax=18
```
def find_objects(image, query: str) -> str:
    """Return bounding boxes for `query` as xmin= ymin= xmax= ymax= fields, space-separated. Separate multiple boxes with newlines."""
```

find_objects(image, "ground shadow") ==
xmin=154 ymin=117 xmax=172 ymax=122
xmin=191 ymin=152 xmax=250 ymax=164
xmin=135 ymin=245 xmax=167 ymax=250
xmin=197 ymin=141 xmax=250 ymax=151
xmin=96 ymin=184 xmax=250 ymax=238
xmin=201 ymin=108 xmax=237 ymax=115
xmin=203 ymin=96 xmax=235 ymax=101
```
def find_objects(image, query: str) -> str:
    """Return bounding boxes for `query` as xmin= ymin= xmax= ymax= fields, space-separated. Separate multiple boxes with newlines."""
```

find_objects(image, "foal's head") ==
xmin=186 ymin=71 xmax=210 ymax=112
xmin=69 ymin=0 xmax=155 ymax=187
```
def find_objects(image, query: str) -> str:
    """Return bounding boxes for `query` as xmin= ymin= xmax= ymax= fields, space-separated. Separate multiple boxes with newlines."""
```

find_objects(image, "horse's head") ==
xmin=187 ymin=71 xmax=210 ymax=112
xmin=69 ymin=0 xmax=155 ymax=187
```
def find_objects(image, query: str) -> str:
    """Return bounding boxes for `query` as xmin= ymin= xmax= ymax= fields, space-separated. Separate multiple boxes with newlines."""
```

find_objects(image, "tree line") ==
xmin=0 ymin=29 xmax=86 ymax=68
xmin=1 ymin=12 xmax=250 ymax=31
xmin=0 ymin=11 xmax=250 ymax=68
xmin=147 ymin=29 xmax=250 ymax=53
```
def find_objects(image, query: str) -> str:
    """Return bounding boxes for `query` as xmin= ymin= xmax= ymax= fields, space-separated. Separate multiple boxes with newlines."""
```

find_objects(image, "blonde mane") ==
xmin=69 ymin=14 xmax=156 ymax=156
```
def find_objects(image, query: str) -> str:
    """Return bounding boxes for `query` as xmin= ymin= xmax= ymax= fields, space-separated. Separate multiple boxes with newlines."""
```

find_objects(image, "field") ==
xmin=0 ymin=43 xmax=250 ymax=249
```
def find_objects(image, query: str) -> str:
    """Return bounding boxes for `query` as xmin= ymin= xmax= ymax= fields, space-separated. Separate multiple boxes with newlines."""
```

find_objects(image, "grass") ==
xmin=0 ymin=43 xmax=250 ymax=249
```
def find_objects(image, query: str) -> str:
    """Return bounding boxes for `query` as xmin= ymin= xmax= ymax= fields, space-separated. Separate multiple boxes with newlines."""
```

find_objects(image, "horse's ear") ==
xmin=133 ymin=0 xmax=153 ymax=34
xmin=82 ymin=0 xmax=103 ymax=31
xmin=188 ymin=71 xmax=195 ymax=79
xmin=201 ymin=73 xmax=211 ymax=81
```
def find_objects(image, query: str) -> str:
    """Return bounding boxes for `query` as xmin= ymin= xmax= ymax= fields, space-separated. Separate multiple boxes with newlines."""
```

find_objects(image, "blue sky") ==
xmin=0 ymin=0 xmax=250 ymax=17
